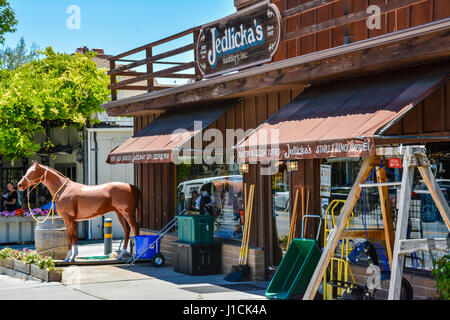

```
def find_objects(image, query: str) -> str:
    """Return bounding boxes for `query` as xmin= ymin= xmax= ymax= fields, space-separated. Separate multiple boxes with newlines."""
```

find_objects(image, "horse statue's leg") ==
xmin=62 ymin=217 xmax=78 ymax=263
xmin=116 ymin=214 xmax=131 ymax=260
xmin=70 ymin=221 xmax=79 ymax=262
xmin=64 ymin=246 xmax=72 ymax=263
xmin=115 ymin=187 xmax=141 ymax=260
xmin=63 ymin=217 xmax=74 ymax=263
xmin=121 ymin=213 xmax=140 ymax=260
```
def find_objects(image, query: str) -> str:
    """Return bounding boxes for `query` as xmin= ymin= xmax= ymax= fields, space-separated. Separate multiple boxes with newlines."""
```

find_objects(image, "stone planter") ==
xmin=30 ymin=264 xmax=62 ymax=282
xmin=0 ymin=258 xmax=14 ymax=269
xmin=0 ymin=216 xmax=36 ymax=244
xmin=13 ymin=260 xmax=31 ymax=274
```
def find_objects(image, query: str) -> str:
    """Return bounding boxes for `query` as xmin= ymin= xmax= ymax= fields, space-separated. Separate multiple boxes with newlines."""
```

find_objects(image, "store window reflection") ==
xmin=176 ymin=163 xmax=244 ymax=241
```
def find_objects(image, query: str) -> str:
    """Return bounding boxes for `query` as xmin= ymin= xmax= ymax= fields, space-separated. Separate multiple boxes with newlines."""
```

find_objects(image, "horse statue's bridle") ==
xmin=23 ymin=164 xmax=69 ymax=224
xmin=23 ymin=165 xmax=49 ymax=190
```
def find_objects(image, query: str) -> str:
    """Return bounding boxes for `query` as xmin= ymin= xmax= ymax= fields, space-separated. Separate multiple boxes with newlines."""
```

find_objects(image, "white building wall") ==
xmin=87 ymin=129 xmax=134 ymax=240
xmin=48 ymin=127 xmax=87 ymax=239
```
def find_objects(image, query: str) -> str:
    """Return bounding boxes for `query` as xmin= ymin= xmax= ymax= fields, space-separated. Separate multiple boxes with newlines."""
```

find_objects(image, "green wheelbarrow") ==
xmin=265 ymin=214 xmax=322 ymax=300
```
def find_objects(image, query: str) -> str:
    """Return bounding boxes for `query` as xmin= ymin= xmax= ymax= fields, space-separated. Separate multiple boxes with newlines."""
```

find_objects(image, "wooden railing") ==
xmin=108 ymin=27 xmax=201 ymax=101
xmin=107 ymin=0 xmax=442 ymax=102
xmin=281 ymin=0 xmax=428 ymax=42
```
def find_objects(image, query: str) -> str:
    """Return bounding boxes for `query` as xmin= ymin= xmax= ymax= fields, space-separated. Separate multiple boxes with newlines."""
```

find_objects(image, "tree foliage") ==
xmin=0 ymin=37 xmax=40 ymax=70
xmin=0 ymin=47 xmax=110 ymax=160
xmin=0 ymin=0 xmax=17 ymax=44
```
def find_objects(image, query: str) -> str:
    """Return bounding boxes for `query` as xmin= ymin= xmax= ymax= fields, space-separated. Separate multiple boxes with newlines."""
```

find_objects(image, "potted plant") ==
xmin=24 ymin=250 xmax=40 ymax=267
xmin=0 ymin=247 xmax=15 ymax=269
xmin=13 ymin=249 xmax=31 ymax=274
xmin=30 ymin=256 xmax=63 ymax=282
xmin=431 ymin=254 xmax=450 ymax=300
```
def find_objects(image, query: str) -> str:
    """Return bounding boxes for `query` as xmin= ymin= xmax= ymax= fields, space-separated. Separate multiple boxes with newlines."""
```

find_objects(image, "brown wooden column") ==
xmin=243 ymin=163 xmax=274 ymax=280
xmin=137 ymin=162 xmax=176 ymax=231
xmin=133 ymin=114 xmax=176 ymax=232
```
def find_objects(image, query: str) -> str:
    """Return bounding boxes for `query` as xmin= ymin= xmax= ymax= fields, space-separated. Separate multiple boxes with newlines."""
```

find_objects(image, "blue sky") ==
xmin=4 ymin=1 xmax=236 ymax=56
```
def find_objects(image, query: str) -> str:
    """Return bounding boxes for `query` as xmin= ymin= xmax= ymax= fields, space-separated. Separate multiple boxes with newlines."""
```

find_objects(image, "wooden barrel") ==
xmin=34 ymin=216 xmax=68 ymax=260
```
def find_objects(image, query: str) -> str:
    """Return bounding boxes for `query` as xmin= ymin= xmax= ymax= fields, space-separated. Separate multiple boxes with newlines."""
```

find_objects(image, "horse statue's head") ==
xmin=17 ymin=160 xmax=48 ymax=191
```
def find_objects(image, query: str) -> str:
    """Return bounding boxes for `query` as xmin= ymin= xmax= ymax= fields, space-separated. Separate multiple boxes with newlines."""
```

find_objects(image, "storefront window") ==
xmin=324 ymin=143 xmax=450 ymax=271
xmin=176 ymin=162 xmax=244 ymax=241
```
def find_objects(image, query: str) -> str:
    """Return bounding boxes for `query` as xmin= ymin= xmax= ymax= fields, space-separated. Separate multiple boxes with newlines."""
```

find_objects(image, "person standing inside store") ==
xmin=198 ymin=183 xmax=214 ymax=216
xmin=188 ymin=190 xmax=199 ymax=212
xmin=4 ymin=182 xmax=19 ymax=212
xmin=177 ymin=192 xmax=186 ymax=214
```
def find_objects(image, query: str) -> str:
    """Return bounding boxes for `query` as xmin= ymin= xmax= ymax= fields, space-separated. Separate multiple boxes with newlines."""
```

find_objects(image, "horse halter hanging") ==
xmin=24 ymin=165 xmax=69 ymax=224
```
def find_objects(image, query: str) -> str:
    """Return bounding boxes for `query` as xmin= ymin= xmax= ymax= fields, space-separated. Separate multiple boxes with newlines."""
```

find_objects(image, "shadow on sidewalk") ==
xmin=115 ymin=263 xmax=268 ymax=295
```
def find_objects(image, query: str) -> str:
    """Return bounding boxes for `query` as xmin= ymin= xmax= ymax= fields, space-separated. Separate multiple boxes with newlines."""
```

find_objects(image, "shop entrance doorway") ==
xmin=272 ymin=162 xmax=290 ymax=252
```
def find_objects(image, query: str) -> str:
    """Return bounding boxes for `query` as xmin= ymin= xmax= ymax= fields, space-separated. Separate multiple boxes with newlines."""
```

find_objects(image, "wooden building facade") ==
xmin=103 ymin=0 xmax=450 ymax=287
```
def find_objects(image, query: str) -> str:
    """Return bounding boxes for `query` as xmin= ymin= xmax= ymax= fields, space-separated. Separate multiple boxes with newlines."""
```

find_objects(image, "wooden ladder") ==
xmin=302 ymin=145 xmax=450 ymax=300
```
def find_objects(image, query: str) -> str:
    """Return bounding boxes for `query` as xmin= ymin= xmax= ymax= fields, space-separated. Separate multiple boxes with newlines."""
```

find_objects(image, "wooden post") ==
xmin=287 ymin=189 xmax=300 ymax=245
xmin=110 ymin=60 xmax=117 ymax=101
xmin=146 ymin=48 xmax=154 ymax=92
xmin=388 ymin=148 xmax=415 ymax=300
xmin=304 ymin=189 xmax=310 ymax=239
xmin=303 ymin=156 xmax=377 ymax=300
xmin=300 ymin=187 xmax=305 ymax=237
xmin=244 ymin=184 xmax=255 ymax=265
xmin=193 ymin=28 xmax=202 ymax=82
xmin=376 ymin=158 xmax=395 ymax=267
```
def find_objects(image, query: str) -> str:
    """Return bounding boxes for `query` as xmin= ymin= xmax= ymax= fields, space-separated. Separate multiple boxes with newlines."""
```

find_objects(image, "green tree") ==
xmin=0 ymin=47 xmax=110 ymax=160
xmin=0 ymin=37 xmax=40 ymax=70
xmin=0 ymin=0 xmax=17 ymax=44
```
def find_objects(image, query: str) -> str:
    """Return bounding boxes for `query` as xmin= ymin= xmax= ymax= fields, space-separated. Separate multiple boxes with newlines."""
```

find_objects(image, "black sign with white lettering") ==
xmin=196 ymin=2 xmax=281 ymax=78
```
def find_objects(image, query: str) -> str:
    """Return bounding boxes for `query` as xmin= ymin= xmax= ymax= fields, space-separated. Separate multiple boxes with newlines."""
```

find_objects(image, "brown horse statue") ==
xmin=18 ymin=161 xmax=141 ymax=262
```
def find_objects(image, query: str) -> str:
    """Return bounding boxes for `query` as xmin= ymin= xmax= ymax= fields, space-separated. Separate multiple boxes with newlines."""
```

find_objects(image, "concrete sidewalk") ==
xmin=0 ymin=264 xmax=268 ymax=300
xmin=0 ymin=240 xmax=269 ymax=300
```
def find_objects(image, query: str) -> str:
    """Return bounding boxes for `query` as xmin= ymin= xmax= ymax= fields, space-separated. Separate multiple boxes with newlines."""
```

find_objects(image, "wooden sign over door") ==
xmin=196 ymin=1 xmax=281 ymax=78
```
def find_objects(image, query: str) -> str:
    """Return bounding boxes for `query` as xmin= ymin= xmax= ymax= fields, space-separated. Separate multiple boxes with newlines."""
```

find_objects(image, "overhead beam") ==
xmin=341 ymin=229 xmax=385 ymax=240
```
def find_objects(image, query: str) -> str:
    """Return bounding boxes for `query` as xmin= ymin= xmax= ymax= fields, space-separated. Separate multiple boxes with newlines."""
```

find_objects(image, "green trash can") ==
xmin=265 ymin=239 xmax=321 ymax=300
xmin=177 ymin=214 xmax=214 ymax=244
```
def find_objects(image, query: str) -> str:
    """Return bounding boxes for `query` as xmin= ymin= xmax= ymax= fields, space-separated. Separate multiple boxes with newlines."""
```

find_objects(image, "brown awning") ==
xmin=237 ymin=62 xmax=450 ymax=162
xmin=107 ymin=101 xmax=236 ymax=164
